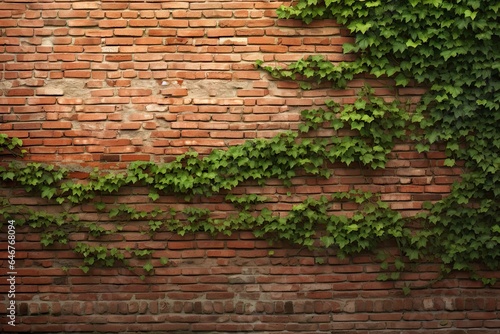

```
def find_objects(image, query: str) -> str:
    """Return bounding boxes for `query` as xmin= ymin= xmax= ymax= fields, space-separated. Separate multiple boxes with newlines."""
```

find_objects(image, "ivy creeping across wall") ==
xmin=0 ymin=87 xmax=415 ymax=277
xmin=269 ymin=0 xmax=500 ymax=275
xmin=1 ymin=0 xmax=499 ymax=285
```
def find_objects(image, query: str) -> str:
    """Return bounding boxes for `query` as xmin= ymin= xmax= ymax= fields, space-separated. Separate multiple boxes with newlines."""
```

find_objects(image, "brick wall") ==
xmin=2 ymin=226 xmax=500 ymax=333
xmin=0 ymin=0 xmax=422 ymax=167
xmin=1 ymin=0 xmax=499 ymax=333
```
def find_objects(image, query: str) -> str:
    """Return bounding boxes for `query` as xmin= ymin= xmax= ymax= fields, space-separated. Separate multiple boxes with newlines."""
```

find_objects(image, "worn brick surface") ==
xmin=0 ymin=0 xmax=498 ymax=333
xmin=0 ymin=0 xmax=360 ymax=166
xmin=1 ymin=224 xmax=500 ymax=333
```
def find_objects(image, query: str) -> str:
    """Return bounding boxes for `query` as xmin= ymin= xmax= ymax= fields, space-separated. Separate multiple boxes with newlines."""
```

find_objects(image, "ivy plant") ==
xmin=265 ymin=0 xmax=499 ymax=275
xmin=0 ymin=134 xmax=25 ymax=156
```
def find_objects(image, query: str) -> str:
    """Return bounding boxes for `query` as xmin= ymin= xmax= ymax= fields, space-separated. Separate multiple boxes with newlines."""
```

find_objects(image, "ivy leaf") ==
xmin=361 ymin=114 xmax=374 ymax=123
xmin=148 ymin=191 xmax=160 ymax=201
xmin=3 ymin=171 xmax=15 ymax=180
xmin=41 ymin=187 xmax=56 ymax=200
xmin=405 ymin=39 xmax=421 ymax=48
xmin=377 ymin=273 xmax=389 ymax=281
xmin=395 ymin=258 xmax=405 ymax=271
xmin=395 ymin=74 xmax=410 ymax=86
xmin=350 ymin=22 xmax=373 ymax=33
xmin=343 ymin=43 xmax=359 ymax=54
xmin=109 ymin=208 xmax=120 ymax=218
xmin=354 ymin=99 xmax=367 ymax=109
xmin=443 ymin=158 xmax=455 ymax=167
xmin=464 ymin=10 xmax=477 ymax=20
xmin=11 ymin=137 xmax=23 ymax=147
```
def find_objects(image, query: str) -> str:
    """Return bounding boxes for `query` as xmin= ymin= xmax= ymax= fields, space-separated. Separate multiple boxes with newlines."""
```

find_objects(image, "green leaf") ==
xmin=443 ymin=158 xmax=455 ymax=167
xmin=395 ymin=74 xmax=409 ymax=86
xmin=95 ymin=202 xmax=106 ymax=211
xmin=143 ymin=262 xmax=154 ymax=273
xmin=41 ymin=187 xmax=56 ymax=200
xmin=351 ymin=22 xmax=373 ymax=34
xmin=109 ymin=208 xmax=120 ymax=218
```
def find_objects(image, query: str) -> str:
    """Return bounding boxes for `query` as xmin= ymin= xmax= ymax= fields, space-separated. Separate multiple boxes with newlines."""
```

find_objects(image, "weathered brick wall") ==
xmin=0 ymin=0 xmax=499 ymax=333
xmin=0 ymin=0 xmax=424 ymax=167
xmin=2 ymin=225 xmax=500 ymax=333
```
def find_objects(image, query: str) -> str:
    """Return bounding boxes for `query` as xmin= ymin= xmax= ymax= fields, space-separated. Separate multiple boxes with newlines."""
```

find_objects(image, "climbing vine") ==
xmin=265 ymin=0 xmax=500 ymax=276
xmin=0 ymin=87 xmax=417 ymax=277
xmin=1 ymin=0 xmax=499 ymax=285
xmin=0 ymin=134 xmax=25 ymax=157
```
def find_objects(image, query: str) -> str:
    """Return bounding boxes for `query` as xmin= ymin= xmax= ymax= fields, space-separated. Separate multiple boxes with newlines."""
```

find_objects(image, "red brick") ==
xmin=129 ymin=19 xmax=158 ymax=27
xmin=44 ymin=138 xmax=72 ymax=146
xmin=237 ymin=89 xmax=268 ymax=97
xmin=105 ymin=37 xmax=134 ymax=46
xmin=68 ymin=19 xmax=97 ymax=27
xmin=74 ymin=37 xmax=101 ymax=45
xmin=27 ymin=97 xmax=57 ymax=105
xmin=206 ymin=28 xmax=235 ymax=37
xmin=58 ymin=10 xmax=87 ymax=18
xmin=0 ymin=19 xmax=17 ymax=27
xmin=64 ymin=70 xmax=91 ymax=78
xmin=135 ymin=37 xmax=163 ymax=45
xmin=176 ymin=29 xmax=204 ymax=38
xmin=6 ymin=28 xmax=34 ymax=36
xmin=181 ymin=130 xmax=210 ymax=137
xmin=6 ymin=88 xmax=34 ymax=96
xmin=249 ymin=36 xmax=276 ymax=44
xmin=20 ymin=19 xmax=44 ymax=28
xmin=160 ymin=88 xmax=188 ymax=97
xmin=190 ymin=19 xmax=217 ymax=27
xmin=158 ymin=20 xmax=188 ymax=28
xmin=135 ymin=54 xmax=163 ymax=61
xmin=99 ymin=20 xmax=127 ymax=28
xmin=399 ymin=185 xmax=425 ymax=193
xmin=73 ymin=2 xmax=100 ymax=10
xmin=57 ymin=97 xmax=83 ymax=105
xmin=42 ymin=121 xmax=72 ymax=129
xmin=227 ymin=241 xmax=255 ymax=249
xmin=0 ymin=37 xmax=20 ymax=45
xmin=118 ymin=88 xmax=152 ymax=97
xmin=35 ymin=88 xmax=64 ymax=96
xmin=77 ymin=114 xmax=107 ymax=122
xmin=78 ymin=54 xmax=103 ymax=62
xmin=105 ymin=54 xmax=132 ymax=62
xmin=113 ymin=28 xmax=144 ymax=37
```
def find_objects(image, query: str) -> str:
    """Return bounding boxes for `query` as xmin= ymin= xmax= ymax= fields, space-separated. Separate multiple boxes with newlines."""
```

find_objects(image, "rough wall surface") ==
xmin=2 ymin=227 xmax=500 ymax=334
xmin=0 ymin=0 xmax=418 ymax=166
xmin=0 ymin=0 xmax=499 ymax=333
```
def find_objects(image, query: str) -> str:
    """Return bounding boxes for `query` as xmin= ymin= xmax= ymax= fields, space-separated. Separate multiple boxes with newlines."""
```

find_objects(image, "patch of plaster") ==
xmin=184 ymin=80 xmax=251 ymax=98
xmin=0 ymin=80 xmax=13 ymax=92
xmin=43 ymin=79 xmax=89 ymax=99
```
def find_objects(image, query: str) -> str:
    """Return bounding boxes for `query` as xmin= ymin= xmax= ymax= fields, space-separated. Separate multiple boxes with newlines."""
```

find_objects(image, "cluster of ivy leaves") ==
xmin=271 ymin=0 xmax=499 ymax=276
xmin=0 ymin=134 xmax=24 ymax=156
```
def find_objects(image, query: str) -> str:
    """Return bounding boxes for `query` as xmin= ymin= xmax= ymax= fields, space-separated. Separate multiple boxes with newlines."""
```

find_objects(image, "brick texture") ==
xmin=1 ymin=224 xmax=500 ymax=333
xmin=0 ymin=0 xmax=360 ymax=166
xmin=0 ymin=0 xmax=499 ymax=333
